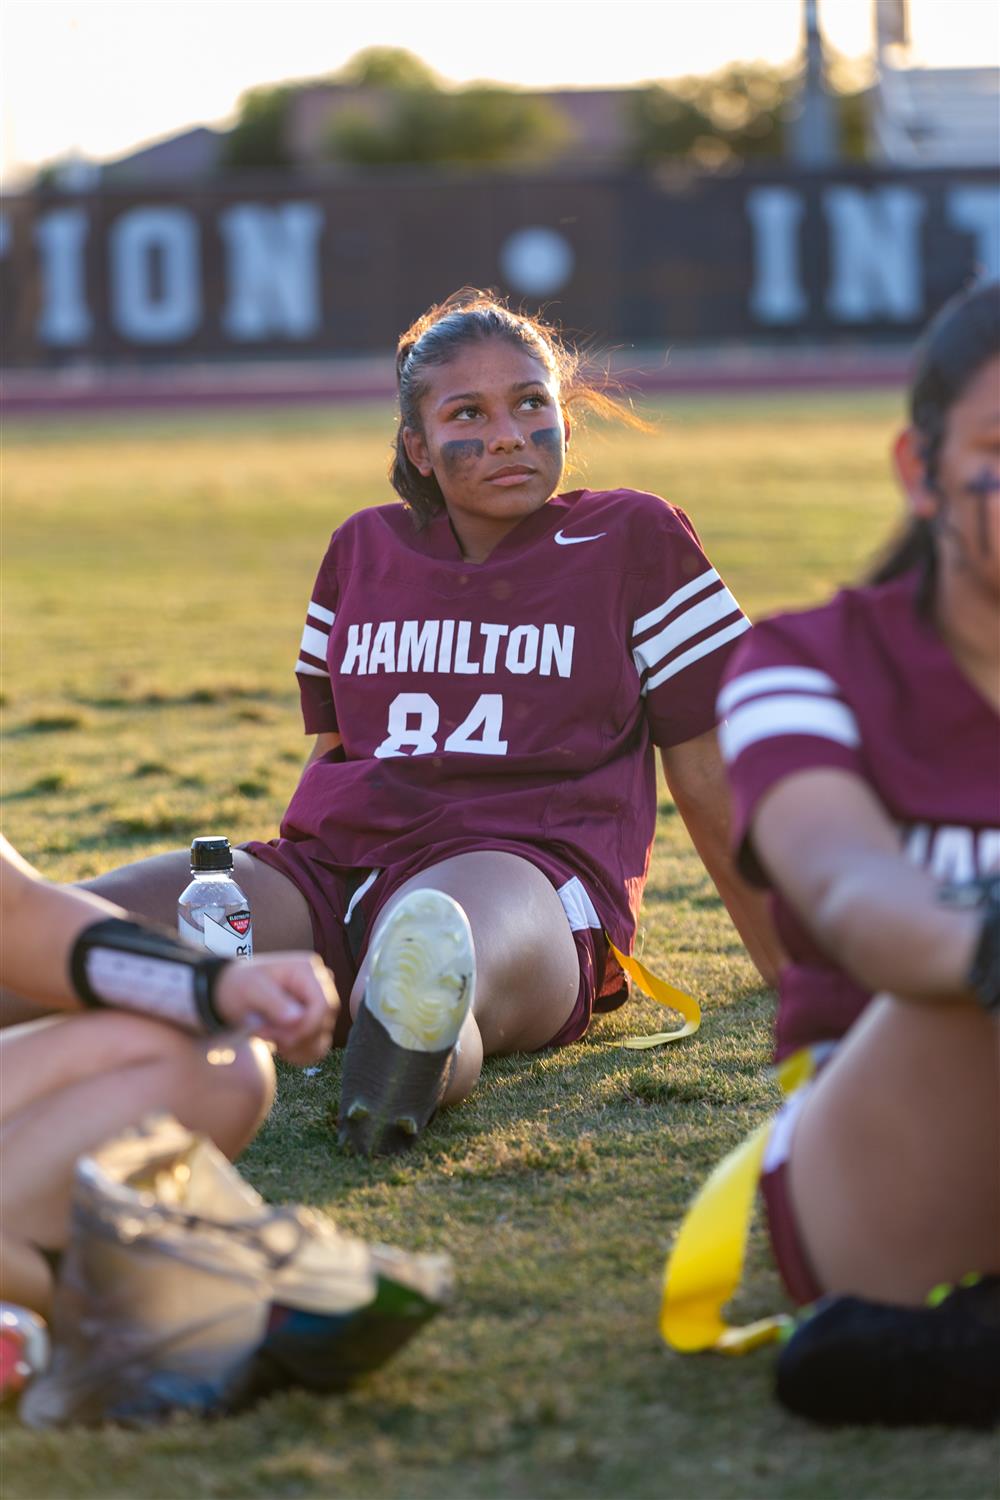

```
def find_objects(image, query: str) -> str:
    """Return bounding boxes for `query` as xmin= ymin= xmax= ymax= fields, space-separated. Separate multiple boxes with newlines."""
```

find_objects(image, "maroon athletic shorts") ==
xmin=759 ymin=1082 xmax=825 ymax=1306
xmin=242 ymin=835 xmax=627 ymax=1050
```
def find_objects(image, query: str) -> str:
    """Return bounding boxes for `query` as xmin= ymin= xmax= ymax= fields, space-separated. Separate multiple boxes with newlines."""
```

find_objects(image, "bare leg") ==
xmin=349 ymin=851 xmax=581 ymax=1106
xmin=0 ymin=1012 xmax=275 ymax=1314
xmin=0 ymin=1233 xmax=52 ymax=1317
xmin=78 ymin=849 xmax=315 ymax=950
xmin=788 ymin=996 xmax=1000 ymax=1305
xmin=0 ymin=995 xmax=52 ymax=1030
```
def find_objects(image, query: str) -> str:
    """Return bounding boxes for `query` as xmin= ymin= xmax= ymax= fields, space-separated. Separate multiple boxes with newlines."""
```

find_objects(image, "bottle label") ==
xmin=203 ymin=910 xmax=253 ymax=959
xmin=178 ymin=909 xmax=253 ymax=958
xmin=225 ymin=908 xmax=252 ymax=939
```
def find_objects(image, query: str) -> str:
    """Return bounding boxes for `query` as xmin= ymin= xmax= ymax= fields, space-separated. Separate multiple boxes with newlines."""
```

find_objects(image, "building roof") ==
xmin=872 ymin=63 xmax=999 ymax=166
xmin=101 ymin=126 xmax=226 ymax=184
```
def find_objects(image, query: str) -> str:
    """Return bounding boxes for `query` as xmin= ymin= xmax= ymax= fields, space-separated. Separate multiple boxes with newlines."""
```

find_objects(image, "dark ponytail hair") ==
xmin=865 ymin=279 xmax=1000 ymax=609
xmin=390 ymin=288 xmax=647 ymax=527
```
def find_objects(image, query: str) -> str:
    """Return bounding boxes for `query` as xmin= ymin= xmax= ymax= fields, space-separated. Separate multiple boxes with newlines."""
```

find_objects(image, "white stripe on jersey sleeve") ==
xmin=295 ymin=659 xmax=328 ymax=678
xmin=717 ymin=665 xmax=839 ymax=717
xmin=644 ymin=615 xmax=751 ymax=693
xmin=307 ymin=601 xmax=335 ymax=627
xmin=633 ymin=587 xmax=743 ymax=678
xmin=300 ymin=622 xmax=331 ymax=662
xmin=719 ymin=693 xmax=860 ymax=761
xmin=632 ymin=567 xmax=720 ymax=638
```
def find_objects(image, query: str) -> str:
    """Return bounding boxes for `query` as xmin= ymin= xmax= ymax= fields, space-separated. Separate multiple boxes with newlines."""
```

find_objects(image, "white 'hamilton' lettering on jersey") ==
xmin=337 ymin=619 xmax=575 ymax=678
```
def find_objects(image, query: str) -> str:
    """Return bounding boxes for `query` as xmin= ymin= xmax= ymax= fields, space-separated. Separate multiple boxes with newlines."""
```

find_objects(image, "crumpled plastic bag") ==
xmin=20 ymin=1115 xmax=452 ymax=1428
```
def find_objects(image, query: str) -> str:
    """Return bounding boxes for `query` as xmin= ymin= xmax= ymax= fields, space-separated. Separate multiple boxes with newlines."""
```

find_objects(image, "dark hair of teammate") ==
xmin=865 ymin=279 xmax=1000 ymax=610
xmin=390 ymin=289 xmax=645 ymax=526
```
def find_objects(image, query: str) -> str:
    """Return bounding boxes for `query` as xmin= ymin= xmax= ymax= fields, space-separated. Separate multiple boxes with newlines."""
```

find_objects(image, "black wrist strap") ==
xmin=70 ymin=918 xmax=230 ymax=1033
xmin=967 ymin=893 xmax=1000 ymax=1016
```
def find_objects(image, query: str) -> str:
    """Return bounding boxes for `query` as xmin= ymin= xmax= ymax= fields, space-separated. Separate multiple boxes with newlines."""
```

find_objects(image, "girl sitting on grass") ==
xmin=715 ymin=280 xmax=999 ymax=1426
xmin=79 ymin=289 xmax=780 ymax=1156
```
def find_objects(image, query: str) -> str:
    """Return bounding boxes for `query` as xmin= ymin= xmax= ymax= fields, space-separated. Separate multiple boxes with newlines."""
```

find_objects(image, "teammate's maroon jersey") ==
xmin=719 ymin=569 xmax=1000 ymax=1060
xmin=283 ymin=488 xmax=749 ymax=959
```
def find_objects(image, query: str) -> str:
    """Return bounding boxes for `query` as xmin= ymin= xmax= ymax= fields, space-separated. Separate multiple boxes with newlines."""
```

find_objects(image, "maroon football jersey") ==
xmin=719 ymin=570 xmax=1000 ymax=1060
xmin=284 ymin=488 xmax=749 ymax=958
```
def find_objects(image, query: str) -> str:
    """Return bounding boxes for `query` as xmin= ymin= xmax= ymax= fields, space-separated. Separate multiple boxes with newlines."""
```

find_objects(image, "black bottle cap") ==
xmin=190 ymin=836 xmax=234 ymax=872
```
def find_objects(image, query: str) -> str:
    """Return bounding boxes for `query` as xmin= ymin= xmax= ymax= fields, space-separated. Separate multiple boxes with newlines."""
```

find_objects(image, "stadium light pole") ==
xmin=875 ymin=0 xmax=910 ymax=55
xmin=790 ymin=0 xmax=839 ymax=166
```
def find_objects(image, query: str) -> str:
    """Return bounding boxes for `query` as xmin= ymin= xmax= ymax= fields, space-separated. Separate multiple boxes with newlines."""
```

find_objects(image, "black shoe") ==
xmin=776 ymin=1275 xmax=1000 ymax=1428
xmin=338 ymin=890 xmax=475 ymax=1158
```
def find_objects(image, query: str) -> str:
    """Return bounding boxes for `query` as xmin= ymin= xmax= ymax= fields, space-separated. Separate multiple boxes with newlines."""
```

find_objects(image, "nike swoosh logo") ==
xmin=554 ymin=529 xmax=607 ymax=546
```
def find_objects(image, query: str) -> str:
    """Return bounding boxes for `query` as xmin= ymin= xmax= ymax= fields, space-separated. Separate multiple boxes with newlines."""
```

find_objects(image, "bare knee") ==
xmin=50 ymin=1014 xmax=275 ymax=1155
xmin=441 ymin=1012 xmax=484 ymax=1106
xmin=223 ymin=1036 xmax=277 ymax=1136
xmin=176 ymin=1035 xmax=276 ymax=1157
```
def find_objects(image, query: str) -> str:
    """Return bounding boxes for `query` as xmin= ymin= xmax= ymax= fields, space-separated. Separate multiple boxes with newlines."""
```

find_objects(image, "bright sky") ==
xmin=2 ymin=0 xmax=997 ymax=184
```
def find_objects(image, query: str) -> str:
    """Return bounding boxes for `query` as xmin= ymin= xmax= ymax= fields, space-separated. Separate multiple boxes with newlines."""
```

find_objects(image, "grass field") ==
xmin=3 ymin=394 xmax=996 ymax=1500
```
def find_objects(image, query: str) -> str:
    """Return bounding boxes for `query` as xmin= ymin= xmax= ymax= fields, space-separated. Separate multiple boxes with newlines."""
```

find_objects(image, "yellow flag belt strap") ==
xmin=607 ymin=939 xmax=701 ymax=1048
xmin=659 ymin=1046 xmax=823 ymax=1355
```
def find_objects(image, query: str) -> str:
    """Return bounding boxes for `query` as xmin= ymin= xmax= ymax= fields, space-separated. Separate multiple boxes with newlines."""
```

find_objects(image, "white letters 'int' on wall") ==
xmin=824 ymin=187 xmax=925 ymax=321
xmin=747 ymin=183 xmax=1000 ymax=327
xmin=747 ymin=185 xmax=927 ymax=324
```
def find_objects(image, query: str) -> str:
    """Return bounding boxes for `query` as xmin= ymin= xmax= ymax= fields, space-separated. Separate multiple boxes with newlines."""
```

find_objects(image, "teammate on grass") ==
xmin=716 ymin=280 xmax=999 ymax=1425
xmin=0 ymin=832 xmax=335 ymax=1385
xmin=81 ymin=290 xmax=780 ymax=1156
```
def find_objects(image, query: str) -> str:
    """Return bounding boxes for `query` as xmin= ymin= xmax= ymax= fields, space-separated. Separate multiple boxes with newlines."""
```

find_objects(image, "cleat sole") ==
xmin=338 ymin=890 xmax=475 ymax=1157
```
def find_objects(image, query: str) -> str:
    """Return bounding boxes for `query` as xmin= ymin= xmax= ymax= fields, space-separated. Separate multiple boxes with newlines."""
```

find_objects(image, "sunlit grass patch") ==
xmin=443 ymin=1125 xmax=599 ymax=1180
xmin=106 ymin=805 xmax=209 ymax=839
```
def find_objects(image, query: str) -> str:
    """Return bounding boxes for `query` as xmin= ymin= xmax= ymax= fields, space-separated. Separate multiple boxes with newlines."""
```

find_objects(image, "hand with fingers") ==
xmin=214 ymin=953 xmax=339 ymax=1066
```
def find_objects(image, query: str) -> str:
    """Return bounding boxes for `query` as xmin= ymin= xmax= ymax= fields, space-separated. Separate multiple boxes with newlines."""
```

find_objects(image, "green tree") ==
xmin=631 ymin=64 xmax=788 ymax=164
xmin=632 ymin=62 xmax=875 ymax=165
xmin=222 ymin=86 xmax=292 ymax=170
xmin=629 ymin=87 xmax=716 ymax=163
xmin=328 ymin=86 xmax=571 ymax=167
xmin=693 ymin=64 xmax=787 ymax=156
xmin=835 ymin=88 xmax=872 ymax=162
xmin=332 ymin=46 xmax=439 ymax=90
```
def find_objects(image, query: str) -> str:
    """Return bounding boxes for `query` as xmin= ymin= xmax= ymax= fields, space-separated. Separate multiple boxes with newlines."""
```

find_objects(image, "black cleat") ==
xmin=776 ymin=1275 xmax=1000 ymax=1428
xmin=338 ymin=890 xmax=475 ymax=1158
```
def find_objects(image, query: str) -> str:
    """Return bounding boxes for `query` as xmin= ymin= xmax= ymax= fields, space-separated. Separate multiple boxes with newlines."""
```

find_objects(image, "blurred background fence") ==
xmin=1 ymin=0 xmax=997 ymax=387
xmin=2 ymin=164 xmax=997 ymax=368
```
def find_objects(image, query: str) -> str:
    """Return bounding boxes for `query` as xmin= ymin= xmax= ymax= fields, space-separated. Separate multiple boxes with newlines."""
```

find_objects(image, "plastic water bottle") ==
xmin=178 ymin=836 xmax=253 ymax=958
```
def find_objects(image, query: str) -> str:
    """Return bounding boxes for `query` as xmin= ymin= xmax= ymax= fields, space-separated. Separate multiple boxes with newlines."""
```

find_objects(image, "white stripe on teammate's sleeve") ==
xmin=296 ymin=600 xmax=334 ymax=679
xmin=719 ymin=693 xmax=861 ymax=761
xmin=632 ymin=568 xmax=720 ymax=637
xmin=644 ymin=615 xmax=751 ymax=692
xmin=633 ymin=587 xmax=743 ymax=678
xmin=717 ymin=665 xmax=839 ymax=717
xmin=300 ymin=622 xmax=331 ymax=662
